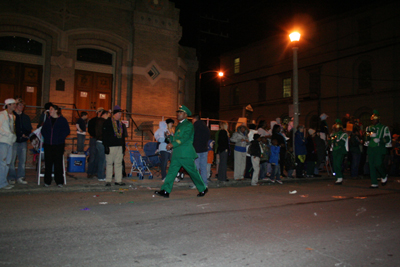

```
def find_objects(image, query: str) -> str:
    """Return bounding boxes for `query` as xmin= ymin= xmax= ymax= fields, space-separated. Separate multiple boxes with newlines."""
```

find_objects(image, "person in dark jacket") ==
xmin=102 ymin=105 xmax=125 ymax=186
xmin=217 ymin=121 xmax=230 ymax=182
xmin=95 ymin=110 xmax=109 ymax=182
xmin=86 ymin=107 xmax=104 ymax=178
xmin=41 ymin=104 xmax=70 ymax=187
xmin=306 ymin=129 xmax=318 ymax=177
xmin=192 ymin=114 xmax=211 ymax=187
xmin=295 ymin=125 xmax=306 ymax=178
xmin=248 ymin=134 xmax=262 ymax=186
xmin=8 ymin=99 xmax=32 ymax=185
xmin=271 ymin=124 xmax=287 ymax=177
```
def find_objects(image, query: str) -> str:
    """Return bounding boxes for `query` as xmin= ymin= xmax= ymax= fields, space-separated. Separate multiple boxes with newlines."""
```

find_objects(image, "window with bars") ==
xmin=283 ymin=78 xmax=292 ymax=98
xmin=234 ymin=58 xmax=240 ymax=74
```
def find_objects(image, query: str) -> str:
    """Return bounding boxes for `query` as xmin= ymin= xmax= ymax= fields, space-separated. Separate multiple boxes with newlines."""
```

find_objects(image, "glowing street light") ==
xmin=290 ymin=31 xmax=301 ymax=149
xmin=196 ymin=70 xmax=224 ymax=115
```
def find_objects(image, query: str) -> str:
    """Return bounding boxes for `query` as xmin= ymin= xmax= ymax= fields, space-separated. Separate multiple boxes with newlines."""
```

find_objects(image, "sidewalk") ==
xmin=1 ymin=166 xmax=335 ymax=194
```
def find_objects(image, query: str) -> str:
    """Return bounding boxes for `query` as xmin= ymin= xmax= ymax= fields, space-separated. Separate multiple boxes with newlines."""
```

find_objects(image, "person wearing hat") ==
xmin=154 ymin=118 xmax=175 ymax=181
xmin=365 ymin=110 xmax=391 ymax=188
xmin=86 ymin=107 xmax=104 ymax=178
xmin=0 ymin=98 xmax=17 ymax=189
xmin=154 ymin=105 xmax=208 ymax=198
xmin=329 ymin=119 xmax=348 ymax=185
xmin=102 ymin=105 xmax=126 ymax=186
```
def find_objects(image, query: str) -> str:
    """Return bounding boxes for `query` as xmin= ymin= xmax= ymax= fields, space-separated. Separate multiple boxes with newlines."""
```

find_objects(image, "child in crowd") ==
xmin=76 ymin=112 xmax=88 ymax=153
xmin=285 ymin=145 xmax=296 ymax=178
xmin=207 ymin=140 xmax=215 ymax=181
xmin=248 ymin=134 xmax=262 ymax=186
xmin=269 ymin=138 xmax=282 ymax=184
xmin=259 ymin=136 xmax=270 ymax=179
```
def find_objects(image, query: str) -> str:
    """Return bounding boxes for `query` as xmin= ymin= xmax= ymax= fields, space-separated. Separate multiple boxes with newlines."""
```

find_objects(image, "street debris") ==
xmin=356 ymin=207 xmax=366 ymax=216
xmin=332 ymin=196 xmax=347 ymax=199
xmin=128 ymin=201 xmax=134 ymax=203
xmin=289 ymin=190 xmax=297 ymax=194
xmin=80 ymin=208 xmax=90 ymax=211
xmin=314 ymin=213 xmax=317 ymax=216
xmin=93 ymin=195 xmax=99 ymax=197
xmin=306 ymin=247 xmax=314 ymax=251
xmin=354 ymin=197 xmax=367 ymax=199
xmin=300 ymin=194 xmax=309 ymax=198
xmin=99 ymin=202 xmax=108 ymax=205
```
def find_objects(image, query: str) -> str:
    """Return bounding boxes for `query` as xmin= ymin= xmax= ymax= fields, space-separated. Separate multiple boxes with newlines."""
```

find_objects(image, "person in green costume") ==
xmin=365 ymin=110 xmax=391 ymax=188
xmin=154 ymin=105 xmax=208 ymax=198
xmin=329 ymin=119 xmax=348 ymax=185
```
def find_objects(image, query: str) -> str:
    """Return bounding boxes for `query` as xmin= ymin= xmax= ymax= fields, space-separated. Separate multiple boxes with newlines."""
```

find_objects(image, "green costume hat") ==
xmin=176 ymin=105 xmax=192 ymax=116
xmin=335 ymin=119 xmax=342 ymax=129
xmin=371 ymin=109 xmax=380 ymax=120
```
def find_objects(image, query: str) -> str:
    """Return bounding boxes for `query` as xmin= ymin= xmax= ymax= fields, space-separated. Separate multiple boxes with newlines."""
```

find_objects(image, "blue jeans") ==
xmin=7 ymin=142 xmax=27 ymax=181
xmin=160 ymin=151 xmax=171 ymax=179
xmin=195 ymin=152 xmax=208 ymax=186
xmin=87 ymin=138 xmax=98 ymax=175
xmin=271 ymin=163 xmax=281 ymax=181
xmin=0 ymin=143 xmax=13 ymax=189
xmin=260 ymin=161 xmax=268 ymax=179
xmin=96 ymin=142 xmax=106 ymax=180
xmin=77 ymin=134 xmax=85 ymax=152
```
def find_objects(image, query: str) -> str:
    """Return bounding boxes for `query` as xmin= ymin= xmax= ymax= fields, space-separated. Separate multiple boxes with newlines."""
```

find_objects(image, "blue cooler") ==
xmin=67 ymin=154 xmax=86 ymax=172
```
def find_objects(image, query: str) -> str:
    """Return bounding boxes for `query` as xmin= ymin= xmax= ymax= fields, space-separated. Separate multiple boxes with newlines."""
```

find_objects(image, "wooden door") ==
xmin=0 ymin=61 xmax=42 ymax=107
xmin=75 ymin=70 xmax=112 ymax=112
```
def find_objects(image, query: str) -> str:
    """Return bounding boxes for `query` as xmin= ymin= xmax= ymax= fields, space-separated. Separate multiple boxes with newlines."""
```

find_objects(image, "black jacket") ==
xmin=102 ymin=117 xmax=125 ymax=148
xmin=217 ymin=130 xmax=229 ymax=153
xmin=14 ymin=111 xmax=32 ymax=143
xmin=248 ymin=140 xmax=261 ymax=157
xmin=193 ymin=120 xmax=210 ymax=153
xmin=87 ymin=117 xmax=98 ymax=138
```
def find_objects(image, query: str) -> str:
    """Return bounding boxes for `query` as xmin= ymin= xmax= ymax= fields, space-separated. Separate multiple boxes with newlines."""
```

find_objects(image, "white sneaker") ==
xmin=174 ymin=178 xmax=180 ymax=182
xmin=17 ymin=178 xmax=28 ymax=184
xmin=98 ymin=178 xmax=106 ymax=182
xmin=2 ymin=185 xmax=14 ymax=190
xmin=8 ymin=180 xmax=15 ymax=185
xmin=276 ymin=180 xmax=283 ymax=185
xmin=190 ymin=185 xmax=196 ymax=189
xmin=57 ymin=184 xmax=63 ymax=188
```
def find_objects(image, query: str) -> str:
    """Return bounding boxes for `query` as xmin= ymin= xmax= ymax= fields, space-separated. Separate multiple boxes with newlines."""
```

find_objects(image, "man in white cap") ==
xmin=0 ymin=98 xmax=17 ymax=189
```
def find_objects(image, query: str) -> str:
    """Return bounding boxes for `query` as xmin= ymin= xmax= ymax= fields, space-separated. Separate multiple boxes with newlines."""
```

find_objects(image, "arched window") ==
xmin=358 ymin=61 xmax=372 ymax=90
xmin=77 ymin=48 xmax=112 ymax=65
xmin=0 ymin=36 xmax=42 ymax=56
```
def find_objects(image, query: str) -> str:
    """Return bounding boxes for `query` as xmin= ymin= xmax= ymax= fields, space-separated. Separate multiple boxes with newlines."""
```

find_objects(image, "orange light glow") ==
xmin=289 ymin=32 xmax=301 ymax=42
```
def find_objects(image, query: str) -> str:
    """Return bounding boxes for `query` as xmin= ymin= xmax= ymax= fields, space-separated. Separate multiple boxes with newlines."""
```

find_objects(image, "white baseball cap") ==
xmin=3 ymin=98 xmax=16 ymax=109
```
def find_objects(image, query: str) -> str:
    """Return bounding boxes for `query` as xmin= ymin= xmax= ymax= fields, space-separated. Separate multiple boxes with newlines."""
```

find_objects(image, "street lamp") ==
xmin=196 ymin=70 xmax=224 ymax=116
xmin=289 ymin=31 xmax=300 ymax=149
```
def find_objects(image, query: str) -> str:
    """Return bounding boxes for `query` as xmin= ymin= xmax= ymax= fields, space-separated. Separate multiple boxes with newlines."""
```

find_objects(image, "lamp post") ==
xmin=289 ymin=32 xmax=300 ymax=150
xmin=196 ymin=70 xmax=224 ymax=116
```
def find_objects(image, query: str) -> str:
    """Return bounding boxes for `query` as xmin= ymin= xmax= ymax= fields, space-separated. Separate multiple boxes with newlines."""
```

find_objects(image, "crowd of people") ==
xmin=0 ymin=96 xmax=398 ymax=193
xmin=212 ymin=110 xmax=398 ymax=188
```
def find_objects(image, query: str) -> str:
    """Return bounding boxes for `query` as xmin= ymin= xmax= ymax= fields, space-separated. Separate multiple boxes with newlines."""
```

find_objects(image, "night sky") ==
xmin=169 ymin=0 xmax=381 ymax=118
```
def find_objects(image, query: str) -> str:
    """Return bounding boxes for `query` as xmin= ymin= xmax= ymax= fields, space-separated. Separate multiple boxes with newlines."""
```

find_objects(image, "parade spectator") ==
xmin=319 ymin=113 xmax=329 ymax=141
xmin=248 ymin=134 xmax=262 ymax=186
xmin=41 ymin=104 xmax=70 ymax=187
xmin=329 ymin=119 xmax=348 ymax=185
xmin=230 ymin=124 xmax=249 ymax=180
xmin=349 ymin=127 xmax=362 ymax=178
xmin=7 ymin=99 xmax=32 ymax=185
xmin=37 ymin=102 xmax=52 ymax=128
xmin=0 ymin=99 xmax=17 ymax=190
xmin=217 ymin=121 xmax=230 ymax=182
xmin=154 ymin=118 xmax=174 ymax=181
xmin=154 ymin=105 xmax=208 ymax=198
xmin=271 ymin=124 xmax=287 ymax=177
xmin=390 ymin=134 xmax=400 ymax=176
xmin=207 ymin=140 xmax=215 ymax=181
xmin=366 ymin=110 xmax=391 ymax=188
xmin=95 ymin=110 xmax=109 ymax=182
xmin=76 ymin=111 xmax=88 ymax=153
xmin=285 ymin=145 xmax=295 ymax=178
xmin=244 ymin=123 xmax=258 ymax=178
xmin=102 ymin=105 xmax=126 ymax=186
xmin=306 ymin=129 xmax=317 ymax=177
xmin=259 ymin=136 xmax=270 ymax=179
xmin=269 ymin=138 xmax=282 ymax=184
xmin=192 ymin=114 xmax=211 ymax=187
xmin=314 ymin=131 xmax=326 ymax=177
xmin=87 ymin=107 xmax=104 ymax=178
xmin=295 ymin=125 xmax=306 ymax=178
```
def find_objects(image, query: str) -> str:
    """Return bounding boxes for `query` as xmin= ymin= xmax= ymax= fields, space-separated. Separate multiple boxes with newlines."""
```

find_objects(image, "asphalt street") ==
xmin=1 ymin=175 xmax=400 ymax=267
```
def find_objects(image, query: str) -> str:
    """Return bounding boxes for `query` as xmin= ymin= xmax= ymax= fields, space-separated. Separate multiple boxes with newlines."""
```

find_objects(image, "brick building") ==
xmin=0 ymin=0 xmax=197 ymax=121
xmin=219 ymin=0 xmax=400 ymax=132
